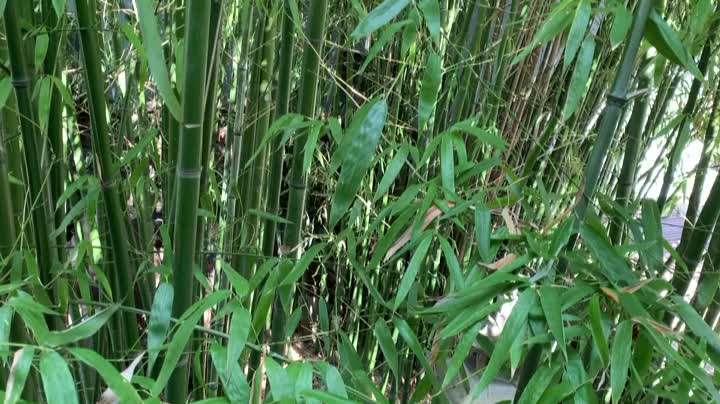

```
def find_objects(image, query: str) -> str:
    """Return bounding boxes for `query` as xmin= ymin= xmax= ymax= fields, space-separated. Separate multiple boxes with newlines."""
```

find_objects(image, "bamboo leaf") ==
xmin=437 ymin=235 xmax=465 ymax=290
xmin=46 ymin=304 xmax=118 ymax=347
xmin=34 ymin=29 xmax=49 ymax=69
xmin=442 ymin=321 xmax=483 ymax=387
xmin=303 ymin=122 xmax=323 ymax=174
xmin=589 ymin=295 xmax=610 ymax=366
xmin=39 ymin=351 xmax=79 ymax=404
xmin=580 ymin=222 xmax=637 ymax=286
xmin=644 ymin=9 xmax=703 ymax=81
xmin=280 ymin=243 xmax=326 ymax=286
xmin=472 ymin=288 xmax=536 ymax=398
xmin=147 ymin=283 xmax=174 ymax=372
xmin=373 ymin=320 xmax=399 ymax=383
xmin=450 ymin=119 xmax=507 ymax=150
xmin=358 ymin=21 xmax=410 ymax=76
xmin=512 ymin=1 xmax=574 ymax=65
xmin=69 ymin=348 xmax=142 ymax=403
xmin=351 ymin=0 xmax=412 ymax=39
xmin=325 ymin=365 xmax=349 ymax=398
xmin=562 ymin=35 xmax=595 ymax=119
xmin=564 ymin=0 xmax=591 ymax=68
xmin=135 ymin=0 xmax=182 ymax=120
xmin=227 ymin=305 xmax=251 ymax=374
xmin=329 ymin=98 xmax=387 ymax=227
xmin=209 ymin=343 xmax=250 ymax=403
xmin=0 ymin=306 xmax=12 ymax=360
xmin=393 ymin=232 xmax=433 ymax=310
xmin=475 ymin=202 xmax=491 ymax=262
xmin=610 ymin=4 xmax=632 ymax=48
xmin=418 ymin=51 xmax=442 ymax=131
xmin=5 ymin=347 xmax=35 ymax=404
xmin=671 ymin=296 xmax=720 ymax=353
xmin=439 ymin=299 xmax=505 ymax=339
xmin=440 ymin=133 xmax=455 ymax=195
xmin=301 ymin=390 xmax=354 ymax=403
xmin=539 ymin=285 xmax=567 ymax=359
xmin=394 ymin=318 xmax=440 ymax=390
xmin=0 ymin=77 xmax=12 ymax=108
xmin=517 ymin=363 xmax=559 ymax=404
xmin=151 ymin=291 xmax=230 ymax=396
xmin=610 ymin=321 xmax=633 ymax=404
xmin=265 ymin=357 xmax=292 ymax=400
xmin=247 ymin=209 xmax=292 ymax=225
xmin=374 ymin=146 xmax=409 ymax=202
xmin=418 ymin=0 xmax=440 ymax=43
xmin=52 ymin=0 xmax=65 ymax=17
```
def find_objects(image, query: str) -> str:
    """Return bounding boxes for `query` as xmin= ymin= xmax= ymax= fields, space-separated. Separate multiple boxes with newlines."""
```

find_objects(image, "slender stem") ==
xmin=167 ymin=0 xmax=212 ymax=402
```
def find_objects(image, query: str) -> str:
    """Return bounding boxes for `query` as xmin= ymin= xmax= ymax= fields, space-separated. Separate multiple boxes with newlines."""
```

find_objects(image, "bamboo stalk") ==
xmin=166 ymin=0 xmax=212 ymax=401
xmin=75 ymin=0 xmax=139 ymax=345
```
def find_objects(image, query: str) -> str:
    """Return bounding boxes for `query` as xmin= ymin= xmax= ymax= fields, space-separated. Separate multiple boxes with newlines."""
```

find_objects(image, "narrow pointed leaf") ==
xmin=610 ymin=321 xmax=633 ymax=404
xmin=393 ymin=233 xmax=433 ymax=310
xmin=351 ymin=0 xmax=412 ymax=39
xmin=147 ymin=283 xmax=174 ymax=372
xmin=39 ymin=351 xmax=79 ymax=404
xmin=418 ymin=52 xmax=442 ymax=131
xmin=564 ymin=0 xmax=591 ymax=68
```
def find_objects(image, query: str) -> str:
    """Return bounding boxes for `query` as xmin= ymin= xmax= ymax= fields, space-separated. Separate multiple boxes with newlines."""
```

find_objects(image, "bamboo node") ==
xmin=176 ymin=167 xmax=202 ymax=178
xmin=607 ymin=94 xmax=628 ymax=108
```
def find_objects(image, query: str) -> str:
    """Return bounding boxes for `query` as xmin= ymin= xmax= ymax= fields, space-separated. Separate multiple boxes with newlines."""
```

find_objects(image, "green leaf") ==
xmin=47 ymin=75 xmax=74 ymax=108
xmin=0 ymin=0 xmax=6 ymax=16
xmin=303 ymin=122 xmax=323 ymax=174
xmin=351 ymin=0 xmax=412 ymax=39
xmin=374 ymin=146 xmax=409 ymax=201
xmin=136 ymin=0 xmax=182 ymax=120
xmin=517 ymin=363 xmax=559 ymax=404
xmin=672 ymin=296 xmax=720 ymax=353
xmin=475 ymin=203 xmax=491 ymax=262
xmin=265 ymin=357 xmax=292 ymax=400
xmin=644 ymin=9 xmax=703 ymax=81
xmin=450 ymin=119 xmax=507 ymax=150
xmin=394 ymin=318 xmax=441 ymax=390
xmin=472 ymin=288 xmax=536 ymax=398
xmin=589 ymin=295 xmax=610 ymax=367
xmin=439 ymin=299 xmax=505 ymax=339
xmin=329 ymin=98 xmax=387 ymax=227
xmin=564 ymin=0 xmax=591 ymax=68
xmin=247 ymin=209 xmax=292 ymax=225
xmin=580 ymin=222 xmax=637 ymax=286
xmin=418 ymin=51 xmax=442 ymax=131
xmin=418 ymin=0 xmax=440 ymax=43
xmin=220 ymin=261 xmax=250 ymax=298
xmin=437 ymin=235 xmax=465 ymax=290
xmin=512 ymin=1 xmax=574 ymax=65
xmin=151 ymin=291 xmax=230 ymax=396
xmin=373 ymin=320 xmax=399 ymax=383
xmin=539 ymin=285 xmax=566 ymax=359
xmin=209 ymin=343 xmax=250 ymax=403
xmin=610 ymin=321 xmax=633 ymax=404
xmin=5 ymin=347 xmax=35 ymax=404
xmin=39 ymin=351 xmax=79 ymax=404
xmin=562 ymin=35 xmax=595 ymax=119
xmin=147 ymin=283 xmax=173 ymax=372
xmin=0 ymin=77 xmax=12 ymax=109
xmin=280 ymin=243 xmax=326 ymax=287
xmin=45 ymin=304 xmax=118 ymax=347
xmin=34 ymin=29 xmax=49 ymax=69
xmin=301 ymin=390 xmax=355 ymax=403
xmin=440 ymin=133 xmax=455 ymax=195
xmin=358 ymin=21 xmax=410 ymax=75
xmin=610 ymin=4 xmax=632 ymax=48
xmin=69 ymin=348 xmax=142 ymax=403
xmin=227 ymin=305 xmax=251 ymax=374
xmin=443 ymin=321 xmax=483 ymax=387
xmin=52 ymin=0 xmax=65 ymax=17
xmin=0 ymin=306 xmax=12 ymax=360
xmin=393 ymin=232 xmax=433 ymax=310
xmin=324 ymin=365 xmax=349 ymax=398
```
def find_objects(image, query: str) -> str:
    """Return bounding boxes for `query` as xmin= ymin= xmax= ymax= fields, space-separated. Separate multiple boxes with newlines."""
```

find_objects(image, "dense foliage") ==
xmin=1 ymin=0 xmax=720 ymax=402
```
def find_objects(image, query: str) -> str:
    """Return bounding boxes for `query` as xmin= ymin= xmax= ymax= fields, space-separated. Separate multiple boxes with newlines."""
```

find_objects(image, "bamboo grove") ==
xmin=2 ymin=0 xmax=720 ymax=402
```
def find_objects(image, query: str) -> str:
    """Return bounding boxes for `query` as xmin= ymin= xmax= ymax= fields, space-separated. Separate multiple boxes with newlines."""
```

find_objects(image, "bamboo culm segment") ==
xmin=168 ymin=1 xmax=212 ymax=402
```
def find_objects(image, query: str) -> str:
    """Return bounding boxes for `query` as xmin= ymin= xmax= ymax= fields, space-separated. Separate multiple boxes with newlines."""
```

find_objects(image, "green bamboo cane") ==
xmin=573 ymin=0 xmax=652 ymax=224
xmin=281 ymin=0 xmax=328 ymax=257
xmin=223 ymin=4 xmax=253 ymax=262
xmin=75 ymin=0 xmax=139 ymax=345
xmin=3 ymin=0 xmax=58 ymax=289
xmin=656 ymin=21 xmax=717 ymax=212
xmin=609 ymin=71 xmax=650 ymax=244
xmin=42 ymin=0 xmax=67 ymax=261
xmin=167 ymin=0 xmax=211 ymax=401
xmin=683 ymin=85 xmax=720 ymax=233
xmin=266 ymin=0 xmax=295 ymax=356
